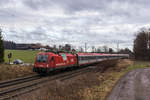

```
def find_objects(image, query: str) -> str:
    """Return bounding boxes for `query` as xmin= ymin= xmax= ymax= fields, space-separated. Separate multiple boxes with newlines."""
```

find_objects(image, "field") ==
xmin=4 ymin=50 xmax=40 ymax=63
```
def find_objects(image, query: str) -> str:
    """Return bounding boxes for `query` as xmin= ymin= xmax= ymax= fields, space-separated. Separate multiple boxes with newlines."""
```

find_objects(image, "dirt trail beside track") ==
xmin=107 ymin=68 xmax=150 ymax=100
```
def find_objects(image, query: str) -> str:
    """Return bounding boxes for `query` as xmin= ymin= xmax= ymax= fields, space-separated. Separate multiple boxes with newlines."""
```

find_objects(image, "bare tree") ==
xmin=78 ymin=46 xmax=84 ymax=52
xmin=133 ymin=29 xmax=149 ymax=60
xmin=92 ymin=46 xmax=95 ymax=53
xmin=109 ymin=48 xmax=114 ymax=53
xmin=119 ymin=48 xmax=132 ymax=54
xmin=0 ymin=28 xmax=4 ymax=63
xmin=96 ymin=47 xmax=101 ymax=53
xmin=102 ymin=45 xmax=108 ymax=53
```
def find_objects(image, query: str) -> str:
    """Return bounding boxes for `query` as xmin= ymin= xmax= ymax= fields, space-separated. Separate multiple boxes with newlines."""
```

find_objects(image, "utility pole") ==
xmin=148 ymin=30 xmax=150 ymax=59
xmin=0 ymin=28 xmax=2 ymax=35
xmin=117 ymin=42 xmax=119 ymax=53
xmin=148 ymin=31 xmax=150 ymax=49
xmin=85 ymin=43 xmax=87 ymax=53
xmin=117 ymin=41 xmax=119 ymax=57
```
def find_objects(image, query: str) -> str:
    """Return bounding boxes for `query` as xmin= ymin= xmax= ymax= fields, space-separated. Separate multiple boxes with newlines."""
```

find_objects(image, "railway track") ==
xmin=0 ymin=74 xmax=41 ymax=88
xmin=0 ymin=66 xmax=92 ymax=100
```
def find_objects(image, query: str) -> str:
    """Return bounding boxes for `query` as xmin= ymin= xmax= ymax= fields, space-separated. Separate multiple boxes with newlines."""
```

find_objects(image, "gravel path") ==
xmin=107 ymin=68 xmax=150 ymax=100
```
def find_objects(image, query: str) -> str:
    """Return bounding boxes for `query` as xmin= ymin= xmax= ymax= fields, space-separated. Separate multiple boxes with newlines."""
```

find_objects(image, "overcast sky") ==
xmin=1 ymin=0 xmax=150 ymax=50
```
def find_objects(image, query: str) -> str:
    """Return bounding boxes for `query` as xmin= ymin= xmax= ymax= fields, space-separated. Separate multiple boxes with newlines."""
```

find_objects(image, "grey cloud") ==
xmin=23 ymin=0 xmax=105 ymax=11
xmin=5 ymin=26 xmax=48 ymax=43
xmin=22 ymin=0 xmax=137 ymax=16
xmin=1 ymin=0 xmax=150 ymax=50
xmin=0 ymin=0 xmax=11 ymax=6
xmin=23 ymin=0 xmax=60 ymax=10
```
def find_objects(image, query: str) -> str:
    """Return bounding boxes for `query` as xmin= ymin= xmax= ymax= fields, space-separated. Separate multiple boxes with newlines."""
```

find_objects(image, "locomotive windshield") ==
xmin=36 ymin=55 xmax=48 ymax=62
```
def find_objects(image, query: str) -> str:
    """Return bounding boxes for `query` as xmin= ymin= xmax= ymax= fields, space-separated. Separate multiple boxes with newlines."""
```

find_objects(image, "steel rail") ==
xmin=0 ymin=67 xmax=91 ymax=100
xmin=0 ymin=74 xmax=40 ymax=88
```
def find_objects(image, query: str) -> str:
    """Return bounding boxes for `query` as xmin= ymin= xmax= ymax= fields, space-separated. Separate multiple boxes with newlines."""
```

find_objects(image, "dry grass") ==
xmin=0 ymin=64 xmax=34 ymax=81
xmin=78 ymin=59 xmax=133 ymax=100
xmin=13 ymin=59 xmax=149 ymax=100
xmin=16 ymin=59 xmax=124 ymax=100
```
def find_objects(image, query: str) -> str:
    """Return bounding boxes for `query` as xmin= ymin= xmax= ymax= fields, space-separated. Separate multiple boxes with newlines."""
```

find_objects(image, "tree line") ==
xmin=0 ymin=29 xmax=4 ymax=63
xmin=4 ymin=41 xmax=16 ymax=49
xmin=134 ymin=28 xmax=150 ymax=60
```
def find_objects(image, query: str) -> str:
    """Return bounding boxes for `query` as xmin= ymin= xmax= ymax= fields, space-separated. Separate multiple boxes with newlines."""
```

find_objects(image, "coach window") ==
xmin=84 ymin=57 xmax=86 ymax=60
xmin=79 ymin=57 xmax=81 ymax=60
xmin=82 ymin=57 xmax=84 ymax=60
xmin=85 ymin=57 xmax=87 ymax=60
xmin=87 ymin=56 xmax=89 ymax=60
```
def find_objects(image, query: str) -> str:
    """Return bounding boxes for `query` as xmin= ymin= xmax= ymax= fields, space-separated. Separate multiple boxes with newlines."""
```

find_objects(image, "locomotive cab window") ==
xmin=36 ymin=55 xmax=49 ymax=62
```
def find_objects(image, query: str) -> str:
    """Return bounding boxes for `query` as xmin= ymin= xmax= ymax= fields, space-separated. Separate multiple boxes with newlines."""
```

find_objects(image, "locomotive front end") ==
xmin=33 ymin=52 xmax=53 ymax=74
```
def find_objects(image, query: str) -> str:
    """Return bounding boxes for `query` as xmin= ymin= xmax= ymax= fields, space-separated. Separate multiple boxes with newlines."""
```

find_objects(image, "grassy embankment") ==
xmin=81 ymin=60 xmax=150 ymax=100
xmin=4 ymin=50 xmax=40 ymax=63
xmin=0 ymin=64 xmax=34 ymax=81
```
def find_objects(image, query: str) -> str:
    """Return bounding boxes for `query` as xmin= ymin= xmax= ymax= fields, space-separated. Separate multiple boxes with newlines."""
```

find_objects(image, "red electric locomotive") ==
xmin=33 ymin=52 xmax=77 ymax=74
xmin=33 ymin=52 xmax=129 ymax=74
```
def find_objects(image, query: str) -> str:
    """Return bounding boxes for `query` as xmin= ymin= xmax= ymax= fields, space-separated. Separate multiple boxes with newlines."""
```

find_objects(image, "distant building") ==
xmin=16 ymin=44 xmax=32 ymax=50
xmin=15 ymin=43 xmax=52 ymax=50
xmin=4 ymin=40 xmax=70 ymax=52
